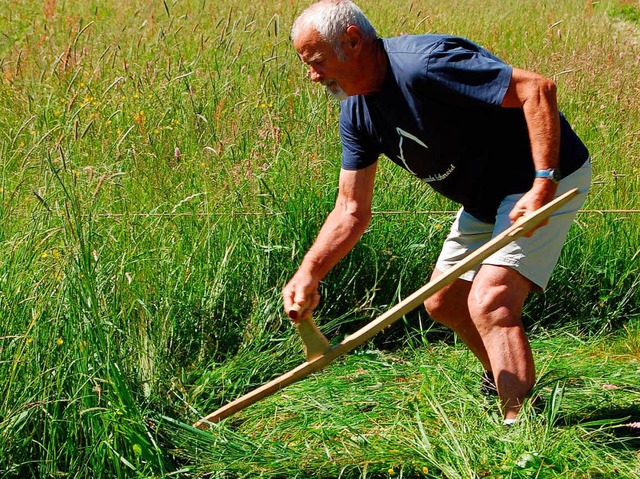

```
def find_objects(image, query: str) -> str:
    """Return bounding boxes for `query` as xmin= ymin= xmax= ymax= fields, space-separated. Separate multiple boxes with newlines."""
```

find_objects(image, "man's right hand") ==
xmin=282 ymin=271 xmax=321 ymax=322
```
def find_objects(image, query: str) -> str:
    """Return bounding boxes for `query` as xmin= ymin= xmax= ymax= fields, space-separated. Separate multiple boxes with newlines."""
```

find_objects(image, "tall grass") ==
xmin=0 ymin=0 xmax=638 ymax=477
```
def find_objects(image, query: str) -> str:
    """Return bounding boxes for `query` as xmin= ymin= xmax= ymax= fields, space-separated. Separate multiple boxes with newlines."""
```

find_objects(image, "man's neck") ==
xmin=357 ymin=38 xmax=387 ymax=95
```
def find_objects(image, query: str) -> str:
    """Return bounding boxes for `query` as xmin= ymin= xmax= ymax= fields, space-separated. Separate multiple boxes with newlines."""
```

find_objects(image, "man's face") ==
xmin=294 ymin=26 xmax=354 ymax=101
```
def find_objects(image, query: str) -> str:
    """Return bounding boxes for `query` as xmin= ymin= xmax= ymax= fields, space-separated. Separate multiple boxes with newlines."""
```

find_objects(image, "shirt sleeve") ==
xmin=339 ymin=97 xmax=381 ymax=170
xmin=426 ymin=37 xmax=513 ymax=107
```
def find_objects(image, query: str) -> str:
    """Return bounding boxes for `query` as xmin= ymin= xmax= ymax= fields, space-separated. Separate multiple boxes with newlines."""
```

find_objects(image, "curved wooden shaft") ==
xmin=192 ymin=188 xmax=579 ymax=429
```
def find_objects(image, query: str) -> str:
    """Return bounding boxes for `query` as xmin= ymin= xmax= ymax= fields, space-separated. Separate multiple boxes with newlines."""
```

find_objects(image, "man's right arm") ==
xmin=282 ymin=162 xmax=378 ymax=321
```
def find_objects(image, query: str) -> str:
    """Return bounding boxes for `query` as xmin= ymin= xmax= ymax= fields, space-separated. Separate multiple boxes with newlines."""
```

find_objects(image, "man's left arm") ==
xmin=501 ymin=67 xmax=560 ymax=228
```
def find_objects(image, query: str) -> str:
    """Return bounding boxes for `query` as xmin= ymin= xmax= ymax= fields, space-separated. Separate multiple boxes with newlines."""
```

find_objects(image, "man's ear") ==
xmin=343 ymin=25 xmax=362 ymax=55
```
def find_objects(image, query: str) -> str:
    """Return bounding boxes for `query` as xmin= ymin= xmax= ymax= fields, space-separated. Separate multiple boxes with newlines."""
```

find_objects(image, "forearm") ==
xmin=522 ymin=82 xmax=561 ymax=173
xmin=502 ymin=68 xmax=562 ymax=225
xmin=523 ymin=84 xmax=561 ymax=198
xmin=503 ymin=68 xmax=561 ymax=198
xmin=283 ymin=164 xmax=377 ymax=316
xmin=297 ymin=206 xmax=371 ymax=283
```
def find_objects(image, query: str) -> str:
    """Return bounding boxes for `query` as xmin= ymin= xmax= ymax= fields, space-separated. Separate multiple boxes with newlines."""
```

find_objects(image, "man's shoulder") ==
xmin=382 ymin=34 xmax=450 ymax=56
xmin=382 ymin=34 xmax=497 ymax=62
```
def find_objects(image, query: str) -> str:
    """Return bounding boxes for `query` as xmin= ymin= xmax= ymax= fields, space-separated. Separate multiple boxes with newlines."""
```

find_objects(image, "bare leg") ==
xmin=468 ymin=265 xmax=535 ymax=420
xmin=424 ymin=269 xmax=491 ymax=371
xmin=425 ymin=265 xmax=535 ymax=420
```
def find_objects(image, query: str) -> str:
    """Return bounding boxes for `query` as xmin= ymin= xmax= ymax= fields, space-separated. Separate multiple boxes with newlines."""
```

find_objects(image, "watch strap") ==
xmin=535 ymin=168 xmax=562 ymax=183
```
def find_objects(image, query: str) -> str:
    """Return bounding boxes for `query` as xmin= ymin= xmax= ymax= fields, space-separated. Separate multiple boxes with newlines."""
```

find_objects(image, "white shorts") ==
xmin=435 ymin=160 xmax=591 ymax=290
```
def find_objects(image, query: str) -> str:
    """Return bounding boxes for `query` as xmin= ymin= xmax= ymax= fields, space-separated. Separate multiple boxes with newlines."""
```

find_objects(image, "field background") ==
xmin=0 ymin=0 xmax=639 ymax=477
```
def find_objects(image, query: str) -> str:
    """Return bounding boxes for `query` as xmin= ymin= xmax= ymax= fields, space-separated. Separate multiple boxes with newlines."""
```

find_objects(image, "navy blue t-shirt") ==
xmin=340 ymin=35 xmax=589 ymax=223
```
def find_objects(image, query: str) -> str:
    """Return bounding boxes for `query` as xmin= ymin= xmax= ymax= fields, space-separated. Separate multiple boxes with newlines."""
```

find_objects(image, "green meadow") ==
xmin=0 ymin=0 xmax=639 ymax=477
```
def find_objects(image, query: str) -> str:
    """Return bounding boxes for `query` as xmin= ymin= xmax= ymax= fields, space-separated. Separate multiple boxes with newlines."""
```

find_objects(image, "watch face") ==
xmin=550 ymin=168 xmax=562 ymax=182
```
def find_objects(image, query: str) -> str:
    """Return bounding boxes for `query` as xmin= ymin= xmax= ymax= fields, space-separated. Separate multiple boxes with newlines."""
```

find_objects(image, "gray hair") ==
xmin=291 ymin=0 xmax=377 ymax=60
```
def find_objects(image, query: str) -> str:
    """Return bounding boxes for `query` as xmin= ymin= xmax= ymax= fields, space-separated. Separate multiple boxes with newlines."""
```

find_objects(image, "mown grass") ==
xmin=171 ymin=329 xmax=640 ymax=478
xmin=0 ymin=0 xmax=638 ymax=477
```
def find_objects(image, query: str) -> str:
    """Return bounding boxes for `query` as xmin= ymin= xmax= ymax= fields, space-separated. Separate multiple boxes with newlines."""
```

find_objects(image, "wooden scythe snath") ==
xmin=193 ymin=188 xmax=579 ymax=429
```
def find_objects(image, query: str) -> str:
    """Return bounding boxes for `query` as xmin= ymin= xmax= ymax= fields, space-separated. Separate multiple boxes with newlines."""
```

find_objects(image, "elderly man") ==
xmin=282 ymin=0 xmax=590 ymax=423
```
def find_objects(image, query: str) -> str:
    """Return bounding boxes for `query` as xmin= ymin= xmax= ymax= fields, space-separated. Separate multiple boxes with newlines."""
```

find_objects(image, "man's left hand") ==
xmin=509 ymin=180 xmax=558 ymax=236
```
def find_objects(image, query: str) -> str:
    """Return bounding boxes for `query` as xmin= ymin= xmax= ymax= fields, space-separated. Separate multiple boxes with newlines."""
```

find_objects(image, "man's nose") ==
xmin=308 ymin=66 xmax=323 ymax=82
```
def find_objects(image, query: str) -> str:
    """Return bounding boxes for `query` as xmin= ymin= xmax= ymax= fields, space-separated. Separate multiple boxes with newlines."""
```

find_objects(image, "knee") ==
xmin=468 ymin=283 xmax=519 ymax=329
xmin=424 ymin=289 xmax=460 ymax=328
xmin=424 ymin=290 xmax=444 ymax=319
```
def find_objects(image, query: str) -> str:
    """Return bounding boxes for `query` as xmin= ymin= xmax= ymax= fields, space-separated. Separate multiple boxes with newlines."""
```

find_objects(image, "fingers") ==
xmin=288 ymin=302 xmax=312 ymax=322
xmin=509 ymin=195 xmax=551 ymax=238
xmin=510 ymin=207 xmax=549 ymax=237
xmin=288 ymin=303 xmax=304 ymax=321
xmin=282 ymin=276 xmax=320 ymax=323
xmin=509 ymin=207 xmax=525 ymax=224
xmin=509 ymin=190 xmax=544 ymax=223
xmin=287 ymin=291 xmax=320 ymax=322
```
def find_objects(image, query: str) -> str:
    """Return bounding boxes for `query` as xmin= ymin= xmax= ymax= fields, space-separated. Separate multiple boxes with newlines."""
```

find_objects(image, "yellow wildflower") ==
xmin=423 ymin=466 xmax=429 ymax=474
xmin=56 ymin=338 xmax=64 ymax=346
xmin=134 ymin=110 xmax=146 ymax=126
xmin=27 ymin=337 xmax=33 ymax=344
xmin=388 ymin=468 xmax=394 ymax=475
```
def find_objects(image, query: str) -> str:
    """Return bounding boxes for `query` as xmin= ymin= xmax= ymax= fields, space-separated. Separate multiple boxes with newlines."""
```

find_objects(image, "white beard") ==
xmin=322 ymin=80 xmax=348 ymax=101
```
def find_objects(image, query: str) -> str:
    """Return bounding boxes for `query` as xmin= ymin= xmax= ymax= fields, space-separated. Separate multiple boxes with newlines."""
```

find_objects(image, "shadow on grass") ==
xmin=562 ymin=405 xmax=640 ymax=449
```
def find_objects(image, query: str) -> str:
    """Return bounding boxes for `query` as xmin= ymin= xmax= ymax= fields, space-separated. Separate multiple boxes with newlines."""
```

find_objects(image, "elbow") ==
xmin=540 ymin=77 xmax=557 ymax=101
xmin=505 ymin=69 xmax=558 ymax=108
xmin=358 ymin=209 xmax=373 ymax=231
xmin=338 ymin=201 xmax=372 ymax=231
xmin=350 ymin=206 xmax=372 ymax=232
xmin=530 ymin=74 xmax=557 ymax=103
xmin=519 ymin=76 xmax=558 ymax=113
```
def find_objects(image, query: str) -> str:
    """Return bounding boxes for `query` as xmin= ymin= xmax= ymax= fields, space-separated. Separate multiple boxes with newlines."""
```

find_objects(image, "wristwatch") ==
xmin=535 ymin=168 xmax=562 ymax=184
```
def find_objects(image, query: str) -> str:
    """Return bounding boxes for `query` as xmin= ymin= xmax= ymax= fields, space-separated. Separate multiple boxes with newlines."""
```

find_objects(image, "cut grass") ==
xmin=171 ymin=325 xmax=640 ymax=478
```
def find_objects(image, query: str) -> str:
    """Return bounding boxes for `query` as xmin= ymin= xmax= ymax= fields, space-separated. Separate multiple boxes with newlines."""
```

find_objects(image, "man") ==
xmin=282 ymin=0 xmax=591 ymax=423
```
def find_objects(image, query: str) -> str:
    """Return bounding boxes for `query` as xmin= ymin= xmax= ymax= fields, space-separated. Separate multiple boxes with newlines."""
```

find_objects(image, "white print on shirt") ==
xmin=421 ymin=163 xmax=456 ymax=183
xmin=396 ymin=127 xmax=455 ymax=182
